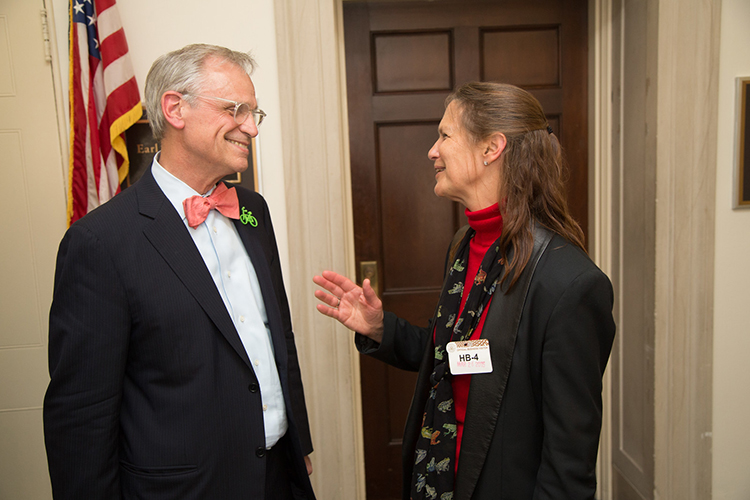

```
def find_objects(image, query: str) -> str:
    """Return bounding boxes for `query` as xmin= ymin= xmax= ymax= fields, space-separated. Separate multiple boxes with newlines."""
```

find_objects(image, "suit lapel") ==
xmin=455 ymin=226 xmax=554 ymax=500
xmin=135 ymin=170 xmax=253 ymax=369
xmin=232 ymin=189 xmax=289 ymax=374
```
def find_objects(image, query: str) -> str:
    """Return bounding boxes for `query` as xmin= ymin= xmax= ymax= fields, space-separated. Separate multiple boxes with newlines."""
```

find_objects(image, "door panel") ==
xmin=344 ymin=2 xmax=588 ymax=498
xmin=373 ymin=32 xmax=453 ymax=93
xmin=482 ymin=27 xmax=561 ymax=86
xmin=378 ymin=123 xmax=453 ymax=291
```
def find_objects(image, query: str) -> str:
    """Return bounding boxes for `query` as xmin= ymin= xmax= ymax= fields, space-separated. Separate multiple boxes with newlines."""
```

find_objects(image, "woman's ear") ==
xmin=161 ymin=91 xmax=186 ymax=130
xmin=483 ymin=132 xmax=507 ymax=165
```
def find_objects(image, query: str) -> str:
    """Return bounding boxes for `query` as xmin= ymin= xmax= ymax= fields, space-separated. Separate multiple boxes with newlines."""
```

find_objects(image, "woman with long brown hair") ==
xmin=314 ymin=82 xmax=615 ymax=500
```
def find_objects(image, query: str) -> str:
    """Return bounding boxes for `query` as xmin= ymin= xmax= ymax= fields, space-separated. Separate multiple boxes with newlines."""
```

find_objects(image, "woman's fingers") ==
xmin=321 ymin=270 xmax=359 ymax=293
xmin=315 ymin=302 xmax=339 ymax=319
xmin=313 ymin=289 xmax=339 ymax=309
xmin=314 ymin=272 xmax=357 ymax=303
xmin=312 ymin=274 xmax=342 ymax=297
xmin=313 ymin=272 xmax=361 ymax=320
xmin=313 ymin=270 xmax=384 ymax=337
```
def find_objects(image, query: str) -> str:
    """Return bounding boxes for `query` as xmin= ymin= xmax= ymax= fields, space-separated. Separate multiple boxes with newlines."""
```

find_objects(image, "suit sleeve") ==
xmin=534 ymin=268 xmax=615 ymax=500
xmin=43 ymin=224 xmax=130 ymax=500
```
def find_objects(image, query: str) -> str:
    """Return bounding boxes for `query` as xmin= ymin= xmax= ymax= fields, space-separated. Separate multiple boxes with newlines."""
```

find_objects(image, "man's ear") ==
xmin=483 ymin=132 xmax=507 ymax=165
xmin=161 ymin=91 xmax=186 ymax=130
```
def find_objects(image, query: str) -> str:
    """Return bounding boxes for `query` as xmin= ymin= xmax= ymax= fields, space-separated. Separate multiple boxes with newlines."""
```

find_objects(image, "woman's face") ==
xmin=428 ymin=102 xmax=499 ymax=211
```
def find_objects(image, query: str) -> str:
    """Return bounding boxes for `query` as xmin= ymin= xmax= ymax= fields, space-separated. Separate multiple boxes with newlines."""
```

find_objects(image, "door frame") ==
xmin=274 ymin=1 xmax=717 ymax=498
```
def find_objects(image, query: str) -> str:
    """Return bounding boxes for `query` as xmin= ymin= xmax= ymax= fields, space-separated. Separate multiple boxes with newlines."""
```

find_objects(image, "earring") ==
xmin=483 ymin=161 xmax=489 ymax=166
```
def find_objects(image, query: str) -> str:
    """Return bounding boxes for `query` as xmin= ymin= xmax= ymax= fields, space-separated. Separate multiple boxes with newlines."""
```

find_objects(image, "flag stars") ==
xmin=87 ymin=13 xmax=97 ymax=26
xmin=73 ymin=1 xmax=84 ymax=15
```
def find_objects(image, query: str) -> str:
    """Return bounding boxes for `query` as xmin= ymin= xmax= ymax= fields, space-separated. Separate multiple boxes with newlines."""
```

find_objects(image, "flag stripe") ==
xmin=68 ymin=25 xmax=87 ymax=222
xmin=102 ymin=52 xmax=136 ymax=99
xmin=95 ymin=0 xmax=118 ymax=16
xmin=99 ymin=29 xmax=129 ymax=67
xmin=105 ymin=77 xmax=141 ymax=129
xmin=68 ymin=0 xmax=142 ymax=225
xmin=96 ymin=2 xmax=122 ymax=42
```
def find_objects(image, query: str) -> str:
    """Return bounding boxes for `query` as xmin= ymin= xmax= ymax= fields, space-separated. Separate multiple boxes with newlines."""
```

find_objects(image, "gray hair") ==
xmin=144 ymin=44 xmax=257 ymax=141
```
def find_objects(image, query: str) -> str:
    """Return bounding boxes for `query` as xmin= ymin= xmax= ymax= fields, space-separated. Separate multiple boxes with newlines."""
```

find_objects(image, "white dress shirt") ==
xmin=151 ymin=157 xmax=288 ymax=448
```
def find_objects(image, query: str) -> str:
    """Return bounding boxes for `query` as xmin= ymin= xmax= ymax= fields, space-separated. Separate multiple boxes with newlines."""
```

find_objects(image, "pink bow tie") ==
xmin=183 ymin=183 xmax=240 ymax=228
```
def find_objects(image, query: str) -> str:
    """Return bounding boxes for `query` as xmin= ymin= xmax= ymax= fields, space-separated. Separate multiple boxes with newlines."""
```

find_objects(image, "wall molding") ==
xmin=653 ymin=0 xmax=719 ymax=498
xmin=274 ymin=1 xmax=365 ymax=497
xmin=589 ymin=0 xmax=614 ymax=497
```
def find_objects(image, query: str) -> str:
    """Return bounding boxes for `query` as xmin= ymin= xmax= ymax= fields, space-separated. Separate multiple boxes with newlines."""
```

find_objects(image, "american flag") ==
xmin=68 ymin=0 xmax=141 ymax=224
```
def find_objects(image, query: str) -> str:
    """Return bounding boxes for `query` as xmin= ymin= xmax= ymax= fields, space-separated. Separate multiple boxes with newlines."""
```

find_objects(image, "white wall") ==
xmin=713 ymin=0 xmax=750 ymax=497
xmin=50 ymin=0 xmax=292 ymax=289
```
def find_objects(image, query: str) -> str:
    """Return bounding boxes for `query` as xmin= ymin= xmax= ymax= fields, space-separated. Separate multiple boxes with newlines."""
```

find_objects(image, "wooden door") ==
xmin=343 ymin=1 xmax=588 ymax=498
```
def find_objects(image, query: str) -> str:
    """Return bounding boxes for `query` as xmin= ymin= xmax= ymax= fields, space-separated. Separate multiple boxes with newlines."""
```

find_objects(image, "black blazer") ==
xmin=358 ymin=232 xmax=615 ymax=500
xmin=44 ymin=168 xmax=315 ymax=500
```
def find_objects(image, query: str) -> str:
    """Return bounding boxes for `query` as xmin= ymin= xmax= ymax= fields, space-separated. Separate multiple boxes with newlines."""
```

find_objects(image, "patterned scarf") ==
xmin=410 ymin=228 xmax=506 ymax=500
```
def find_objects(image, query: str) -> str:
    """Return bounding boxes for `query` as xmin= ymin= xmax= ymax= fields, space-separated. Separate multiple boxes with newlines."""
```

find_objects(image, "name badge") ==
xmin=447 ymin=339 xmax=493 ymax=375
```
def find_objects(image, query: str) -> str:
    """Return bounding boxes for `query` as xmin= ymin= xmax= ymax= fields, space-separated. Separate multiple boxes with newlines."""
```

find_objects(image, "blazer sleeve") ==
xmin=533 ymin=268 xmax=615 ymax=500
xmin=355 ymin=234 xmax=457 ymax=371
xmin=44 ymin=224 xmax=130 ymax=500
xmin=354 ymin=312 xmax=431 ymax=372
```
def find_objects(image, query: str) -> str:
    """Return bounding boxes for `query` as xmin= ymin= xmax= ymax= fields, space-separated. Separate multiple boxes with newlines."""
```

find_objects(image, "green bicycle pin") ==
xmin=240 ymin=207 xmax=258 ymax=227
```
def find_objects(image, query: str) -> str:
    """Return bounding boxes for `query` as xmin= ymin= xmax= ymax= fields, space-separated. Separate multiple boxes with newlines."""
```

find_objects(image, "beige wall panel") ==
xmin=0 ymin=410 xmax=51 ymax=498
xmin=0 ymin=16 xmax=15 ymax=95
xmin=0 ymin=131 xmax=46 ymax=347
xmin=0 ymin=0 xmax=66 ymax=498
xmin=0 ymin=348 xmax=48 ymax=411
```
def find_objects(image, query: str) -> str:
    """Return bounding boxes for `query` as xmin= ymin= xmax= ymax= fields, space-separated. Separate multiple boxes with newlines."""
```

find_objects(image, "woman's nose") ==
xmin=427 ymin=140 xmax=439 ymax=160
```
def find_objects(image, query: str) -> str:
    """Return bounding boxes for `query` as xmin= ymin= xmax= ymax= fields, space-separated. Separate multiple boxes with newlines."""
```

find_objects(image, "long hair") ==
xmin=446 ymin=82 xmax=585 ymax=290
xmin=144 ymin=44 xmax=256 ymax=142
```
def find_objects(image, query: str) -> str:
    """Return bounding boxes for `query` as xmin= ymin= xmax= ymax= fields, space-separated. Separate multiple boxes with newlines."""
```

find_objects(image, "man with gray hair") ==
xmin=44 ymin=43 xmax=315 ymax=500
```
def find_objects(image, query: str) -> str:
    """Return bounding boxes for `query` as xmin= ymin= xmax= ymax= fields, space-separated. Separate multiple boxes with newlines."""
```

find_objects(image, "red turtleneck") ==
xmin=452 ymin=203 xmax=503 ymax=469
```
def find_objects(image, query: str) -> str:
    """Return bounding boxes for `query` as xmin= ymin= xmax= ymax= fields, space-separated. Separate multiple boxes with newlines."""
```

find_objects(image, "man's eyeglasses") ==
xmin=183 ymin=94 xmax=266 ymax=127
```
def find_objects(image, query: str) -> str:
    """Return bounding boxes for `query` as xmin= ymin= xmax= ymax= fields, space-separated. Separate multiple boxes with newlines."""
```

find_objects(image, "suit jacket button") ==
xmin=256 ymin=447 xmax=266 ymax=458
xmin=248 ymin=382 xmax=259 ymax=393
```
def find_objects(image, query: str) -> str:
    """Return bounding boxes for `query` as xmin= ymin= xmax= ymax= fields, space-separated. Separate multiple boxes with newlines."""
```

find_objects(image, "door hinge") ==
xmin=40 ymin=9 xmax=52 ymax=62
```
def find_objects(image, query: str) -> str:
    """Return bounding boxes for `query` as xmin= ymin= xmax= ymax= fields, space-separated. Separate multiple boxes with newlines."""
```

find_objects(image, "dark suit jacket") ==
xmin=44 ymin=168 xmax=315 ymax=500
xmin=357 ymin=233 xmax=615 ymax=500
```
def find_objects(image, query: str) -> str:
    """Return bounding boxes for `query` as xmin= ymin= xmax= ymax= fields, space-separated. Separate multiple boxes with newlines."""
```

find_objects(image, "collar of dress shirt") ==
xmin=150 ymin=153 xmax=219 ymax=224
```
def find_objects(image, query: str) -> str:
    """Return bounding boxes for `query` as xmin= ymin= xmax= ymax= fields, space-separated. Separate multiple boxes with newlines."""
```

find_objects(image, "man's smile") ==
xmin=226 ymin=138 xmax=249 ymax=151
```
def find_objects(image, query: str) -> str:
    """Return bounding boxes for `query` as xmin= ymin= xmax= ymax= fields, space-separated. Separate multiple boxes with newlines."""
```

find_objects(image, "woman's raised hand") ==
xmin=313 ymin=270 xmax=384 ymax=344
